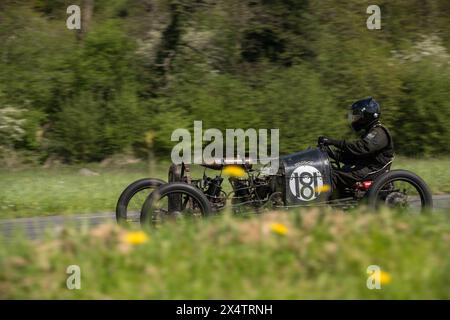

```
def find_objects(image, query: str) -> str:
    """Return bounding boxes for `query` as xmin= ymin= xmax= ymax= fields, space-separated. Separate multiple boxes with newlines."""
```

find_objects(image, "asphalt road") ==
xmin=1 ymin=195 xmax=449 ymax=241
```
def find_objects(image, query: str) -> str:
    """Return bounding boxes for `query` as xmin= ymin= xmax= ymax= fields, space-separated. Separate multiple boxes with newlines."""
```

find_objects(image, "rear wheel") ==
xmin=140 ymin=182 xmax=212 ymax=227
xmin=366 ymin=170 xmax=433 ymax=213
xmin=116 ymin=178 xmax=166 ymax=224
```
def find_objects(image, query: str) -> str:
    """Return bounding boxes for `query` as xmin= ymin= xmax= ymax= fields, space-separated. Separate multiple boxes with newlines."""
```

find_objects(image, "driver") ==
xmin=318 ymin=97 xmax=394 ymax=195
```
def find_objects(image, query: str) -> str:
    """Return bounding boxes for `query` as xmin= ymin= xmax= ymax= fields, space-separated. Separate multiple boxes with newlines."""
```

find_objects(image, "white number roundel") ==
xmin=289 ymin=165 xmax=324 ymax=201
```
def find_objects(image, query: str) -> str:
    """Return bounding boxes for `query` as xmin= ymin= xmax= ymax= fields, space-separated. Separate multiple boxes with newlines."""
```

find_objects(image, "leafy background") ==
xmin=0 ymin=0 xmax=449 ymax=164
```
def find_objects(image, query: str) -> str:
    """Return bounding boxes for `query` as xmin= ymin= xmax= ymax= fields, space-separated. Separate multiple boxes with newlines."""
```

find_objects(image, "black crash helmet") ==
xmin=348 ymin=97 xmax=381 ymax=132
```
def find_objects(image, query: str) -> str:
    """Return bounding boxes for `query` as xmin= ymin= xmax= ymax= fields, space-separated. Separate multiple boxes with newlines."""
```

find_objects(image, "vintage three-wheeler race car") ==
xmin=116 ymin=143 xmax=433 ymax=226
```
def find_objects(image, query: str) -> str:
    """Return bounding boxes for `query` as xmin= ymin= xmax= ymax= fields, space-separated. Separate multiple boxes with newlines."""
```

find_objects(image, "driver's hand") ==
xmin=318 ymin=136 xmax=331 ymax=146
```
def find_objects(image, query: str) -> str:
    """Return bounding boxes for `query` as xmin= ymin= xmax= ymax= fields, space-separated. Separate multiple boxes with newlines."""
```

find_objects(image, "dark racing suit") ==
xmin=327 ymin=122 xmax=394 ymax=194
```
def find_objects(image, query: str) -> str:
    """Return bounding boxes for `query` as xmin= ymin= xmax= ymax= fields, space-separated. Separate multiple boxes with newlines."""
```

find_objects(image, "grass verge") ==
xmin=0 ymin=208 xmax=449 ymax=299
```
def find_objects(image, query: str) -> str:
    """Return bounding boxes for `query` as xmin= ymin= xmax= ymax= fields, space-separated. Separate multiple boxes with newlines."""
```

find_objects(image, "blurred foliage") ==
xmin=0 ymin=0 xmax=449 ymax=162
xmin=1 ymin=209 xmax=449 ymax=298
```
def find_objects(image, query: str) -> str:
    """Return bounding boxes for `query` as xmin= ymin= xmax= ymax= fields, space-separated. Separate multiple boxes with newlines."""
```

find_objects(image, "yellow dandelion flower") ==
xmin=123 ymin=231 xmax=149 ymax=245
xmin=379 ymin=271 xmax=392 ymax=285
xmin=223 ymin=165 xmax=246 ymax=177
xmin=270 ymin=222 xmax=289 ymax=236
xmin=315 ymin=184 xmax=331 ymax=193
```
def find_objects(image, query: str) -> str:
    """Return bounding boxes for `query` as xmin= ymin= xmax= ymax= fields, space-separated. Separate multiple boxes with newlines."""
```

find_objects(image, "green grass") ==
xmin=393 ymin=157 xmax=450 ymax=195
xmin=0 ymin=162 xmax=165 ymax=218
xmin=0 ymin=157 xmax=449 ymax=219
xmin=0 ymin=208 xmax=449 ymax=299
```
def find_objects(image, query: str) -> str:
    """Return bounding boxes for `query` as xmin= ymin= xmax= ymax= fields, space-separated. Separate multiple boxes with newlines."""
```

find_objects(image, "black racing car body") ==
xmin=116 ymin=145 xmax=433 ymax=224
xmin=279 ymin=148 xmax=332 ymax=206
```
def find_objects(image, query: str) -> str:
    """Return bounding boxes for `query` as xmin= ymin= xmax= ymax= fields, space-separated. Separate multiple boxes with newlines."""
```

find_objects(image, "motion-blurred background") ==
xmin=0 ymin=0 xmax=449 ymax=166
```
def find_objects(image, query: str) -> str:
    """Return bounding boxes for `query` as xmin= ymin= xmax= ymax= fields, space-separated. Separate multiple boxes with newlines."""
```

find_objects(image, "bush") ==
xmin=50 ymin=93 xmax=104 ymax=162
xmin=51 ymin=87 xmax=147 ymax=162
xmin=259 ymin=65 xmax=346 ymax=153
xmin=394 ymin=60 xmax=450 ymax=156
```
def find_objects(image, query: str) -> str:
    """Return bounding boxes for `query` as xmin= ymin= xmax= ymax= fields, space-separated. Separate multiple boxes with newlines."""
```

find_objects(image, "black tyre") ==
xmin=168 ymin=164 xmax=183 ymax=211
xmin=116 ymin=178 xmax=166 ymax=224
xmin=367 ymin=170 xmax=433 ymax=213
xmin=140 ymin=182 xmax=212 ymax=227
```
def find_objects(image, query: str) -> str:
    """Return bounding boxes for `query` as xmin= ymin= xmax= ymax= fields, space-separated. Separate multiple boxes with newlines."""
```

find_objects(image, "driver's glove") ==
xmin=318 ymin=136 xmax=339 ymax=147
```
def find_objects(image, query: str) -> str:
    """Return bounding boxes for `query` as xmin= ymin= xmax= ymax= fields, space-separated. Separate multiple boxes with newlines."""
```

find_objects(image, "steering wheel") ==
xmin=318 ymin=143 xmax=341 ymax=170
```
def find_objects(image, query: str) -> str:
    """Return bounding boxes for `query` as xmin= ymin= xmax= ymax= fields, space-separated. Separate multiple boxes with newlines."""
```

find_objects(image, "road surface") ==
xmin=1 ymin=195 xmax=449 ymax=241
